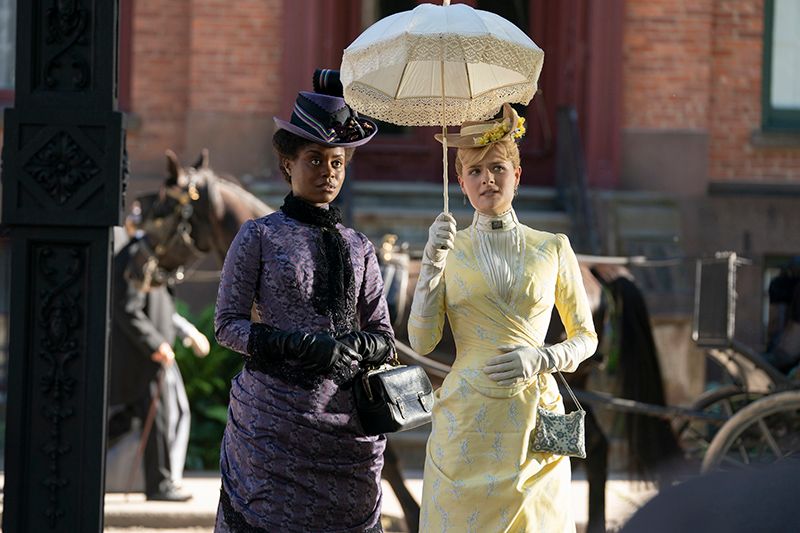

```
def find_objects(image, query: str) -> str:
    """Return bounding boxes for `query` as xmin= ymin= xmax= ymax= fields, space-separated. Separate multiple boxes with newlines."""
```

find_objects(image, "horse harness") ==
xmin=137 ymin=172 xmax=213 ymax=288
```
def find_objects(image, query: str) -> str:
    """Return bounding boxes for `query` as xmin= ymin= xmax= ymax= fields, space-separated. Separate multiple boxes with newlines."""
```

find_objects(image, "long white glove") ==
xmin=483 ymin=344 xmax=550 ymax=386
xmin=408 ymin=213 xmax=457 ymax=354
xmin=484 ymin=333 xmax=598 ymax=386
xmin=422 ymin=212 xmax=457 ymax=267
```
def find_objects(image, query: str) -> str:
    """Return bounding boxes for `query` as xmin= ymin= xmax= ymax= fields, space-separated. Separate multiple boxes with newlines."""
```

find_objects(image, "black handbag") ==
xmin=353 ymin=353 xmax=434 ymax=436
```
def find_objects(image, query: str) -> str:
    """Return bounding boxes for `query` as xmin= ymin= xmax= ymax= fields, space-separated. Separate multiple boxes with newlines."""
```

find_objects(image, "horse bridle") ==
xmin=137 ymin=171 xmax=212 ymax=288
xmin=125 ymin=236 xmax=174 ymax=292
xmin=159 ymin=178 xmax=207 ymax=258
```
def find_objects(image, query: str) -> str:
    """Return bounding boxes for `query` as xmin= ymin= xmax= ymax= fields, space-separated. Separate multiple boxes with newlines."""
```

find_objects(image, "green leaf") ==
xmin=204 ymin=405 xmax=230 ymax=424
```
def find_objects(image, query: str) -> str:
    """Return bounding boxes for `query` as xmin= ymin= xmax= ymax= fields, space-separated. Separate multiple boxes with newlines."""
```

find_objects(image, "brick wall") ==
xmin=623 ymin=0 xmax=800 ymax=183
xmin=189 ymin=0 xmax=282 ymax=114
xmin=623 ymin=0 xmax=713 ymax=130
xmin=3 ymin=1 xmax=798 ymax=185
xmin=708 ymin=0 xmax=800 ymax=182
xmin=126 ymin=0 xmax=283 ymax=177
xmin=126 ymin=0 xmax=192 ymax=175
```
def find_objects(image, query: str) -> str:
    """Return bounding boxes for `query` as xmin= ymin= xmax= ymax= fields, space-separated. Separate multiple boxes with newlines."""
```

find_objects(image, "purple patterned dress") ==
xmin=214 ymin=209 xmax=393 ymax=532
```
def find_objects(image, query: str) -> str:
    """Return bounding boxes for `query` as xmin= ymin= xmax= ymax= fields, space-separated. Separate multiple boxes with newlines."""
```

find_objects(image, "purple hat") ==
xmin=274 ymin=91 xmax=377 ymax=148
xmin=313 ymin=69 xmax=343 ymax=97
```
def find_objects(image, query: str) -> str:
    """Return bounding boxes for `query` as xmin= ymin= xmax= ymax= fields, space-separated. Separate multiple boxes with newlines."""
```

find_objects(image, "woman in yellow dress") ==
xmin=409 ymin=103 xmax=598 ymax=532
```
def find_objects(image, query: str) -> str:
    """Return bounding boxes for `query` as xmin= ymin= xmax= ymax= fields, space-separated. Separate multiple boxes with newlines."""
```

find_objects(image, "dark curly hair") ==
xmin=272 ymin=129 xmax=356 ymax=183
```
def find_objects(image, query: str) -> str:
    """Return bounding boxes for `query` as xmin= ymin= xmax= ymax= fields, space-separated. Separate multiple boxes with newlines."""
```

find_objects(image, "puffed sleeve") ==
xmin=214 ymin=219 xmax=262 ymax=354
xmin=357 ymin=234 xmax=394 ymax=339
xmin=545 ymin=233 xmax=598 ymax=372
xmin=407 ymin=254 xmax=447 ymax=355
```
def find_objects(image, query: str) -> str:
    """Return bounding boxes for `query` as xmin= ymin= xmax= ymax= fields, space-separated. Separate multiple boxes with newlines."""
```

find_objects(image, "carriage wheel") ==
xmin=701 ymin=390 xmax=800 ymax=473
xmin=674 ymin=385 xmax=764 ymax=466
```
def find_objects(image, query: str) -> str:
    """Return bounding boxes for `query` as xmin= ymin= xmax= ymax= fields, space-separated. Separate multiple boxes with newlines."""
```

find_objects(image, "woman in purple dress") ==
xmin=213 ymin=89 xmax=395 ymax=532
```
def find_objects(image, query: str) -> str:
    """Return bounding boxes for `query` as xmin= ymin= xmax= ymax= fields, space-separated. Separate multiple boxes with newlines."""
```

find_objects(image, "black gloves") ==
xmin=337 ymin=331 xmax=395 ymax=366
xmin=247 ymin=323 xmax=361 ymax=375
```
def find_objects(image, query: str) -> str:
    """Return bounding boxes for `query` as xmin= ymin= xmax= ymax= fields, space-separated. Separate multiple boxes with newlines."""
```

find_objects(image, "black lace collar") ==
xmin=280 ymin=191 xmax=342 ymax=229
xmin=280 ymin=192 xmax=357 ymax=335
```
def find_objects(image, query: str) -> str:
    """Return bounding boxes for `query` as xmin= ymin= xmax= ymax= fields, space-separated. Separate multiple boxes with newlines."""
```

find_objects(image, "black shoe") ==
xmin=146 ymin=484 xmax=193 ymax=502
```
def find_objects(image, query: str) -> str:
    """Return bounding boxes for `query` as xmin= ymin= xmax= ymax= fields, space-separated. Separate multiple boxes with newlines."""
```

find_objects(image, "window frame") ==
xmin=762 ymin=0 xmax=800 ymax=131
xmin=0 ymin=0 xmax=15 ymax=102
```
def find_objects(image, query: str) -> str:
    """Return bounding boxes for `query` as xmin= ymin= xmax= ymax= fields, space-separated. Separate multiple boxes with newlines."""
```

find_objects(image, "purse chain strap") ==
xmin=555 ymin=371 xmax=584 ymax=412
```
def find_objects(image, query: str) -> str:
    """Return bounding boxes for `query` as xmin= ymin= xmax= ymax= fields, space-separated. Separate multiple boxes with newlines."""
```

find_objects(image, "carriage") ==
xmin=681 ymin=252 xmax=800 ymax=472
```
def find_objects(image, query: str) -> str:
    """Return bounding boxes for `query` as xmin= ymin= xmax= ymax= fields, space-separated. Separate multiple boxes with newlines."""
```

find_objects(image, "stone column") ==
xmin=1 ymin=1 xmax=124 ymax=531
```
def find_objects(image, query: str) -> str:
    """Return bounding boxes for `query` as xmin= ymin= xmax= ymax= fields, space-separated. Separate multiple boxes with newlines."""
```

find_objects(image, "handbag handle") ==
xmin=359 ymin=345 xmax=401 ymax=402
xmin=361 ymin=345 xmax=400 ymax=372
xmin=387 ymin=346 xmax=400 ymax=366
xmin=555 ymin=371 xmax=584 ymax=412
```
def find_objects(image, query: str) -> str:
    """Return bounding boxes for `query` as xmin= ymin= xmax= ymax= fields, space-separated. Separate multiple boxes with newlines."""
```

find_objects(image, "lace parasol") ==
xmin=340 ymin=0 xmax=544 ymax=212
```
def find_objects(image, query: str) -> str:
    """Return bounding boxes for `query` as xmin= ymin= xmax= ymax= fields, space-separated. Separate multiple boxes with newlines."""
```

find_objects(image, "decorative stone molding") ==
xmin=25 ymin=131 xmax=100 ymax=204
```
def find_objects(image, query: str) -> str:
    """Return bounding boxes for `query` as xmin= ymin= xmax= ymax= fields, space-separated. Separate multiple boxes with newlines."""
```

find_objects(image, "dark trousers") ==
xmin=137 ymin=379 xmax=173 ymax=495
xmin=107 ymin=381 xmax=173 ymax=495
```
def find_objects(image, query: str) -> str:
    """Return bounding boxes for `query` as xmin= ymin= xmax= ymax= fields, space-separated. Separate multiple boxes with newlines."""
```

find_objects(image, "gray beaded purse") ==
xmin=530 ymin=372 xmax=586 ymax=458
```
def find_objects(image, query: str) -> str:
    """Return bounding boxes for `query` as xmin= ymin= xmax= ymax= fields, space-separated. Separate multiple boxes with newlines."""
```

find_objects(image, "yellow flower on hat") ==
xmin=435 ymin=103 xmax=526 ymax=148
xmin=512 ymin=116 xmax=526 ymax=139
xmin=475 ymin=116 xmax=526 ymax=146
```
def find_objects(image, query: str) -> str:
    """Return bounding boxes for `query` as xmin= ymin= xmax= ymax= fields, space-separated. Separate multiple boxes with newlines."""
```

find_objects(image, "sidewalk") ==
xmin=103 ymin=470 xmax=659 ymax=532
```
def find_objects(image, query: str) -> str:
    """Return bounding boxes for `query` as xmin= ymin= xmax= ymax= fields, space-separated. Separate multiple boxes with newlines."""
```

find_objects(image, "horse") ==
xmin=134 ymin=149 xmax=273 ymax=285
xmin=137 ymin=150 xmax=680 ymax=533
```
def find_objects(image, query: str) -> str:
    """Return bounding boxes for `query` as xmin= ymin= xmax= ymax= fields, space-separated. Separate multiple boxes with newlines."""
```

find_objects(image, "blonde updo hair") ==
xmin=455 ymin=136 xmax=521 ymax=176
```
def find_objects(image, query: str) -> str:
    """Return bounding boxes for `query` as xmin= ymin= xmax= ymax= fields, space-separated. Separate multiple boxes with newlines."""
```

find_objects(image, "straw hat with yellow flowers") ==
xmin=434 ymin=103 xmax=526 ymax=149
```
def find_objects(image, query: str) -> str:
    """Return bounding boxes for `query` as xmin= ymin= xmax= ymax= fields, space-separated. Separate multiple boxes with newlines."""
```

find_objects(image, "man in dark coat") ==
xmin=108 ymin=235 xmax=192 ymax=501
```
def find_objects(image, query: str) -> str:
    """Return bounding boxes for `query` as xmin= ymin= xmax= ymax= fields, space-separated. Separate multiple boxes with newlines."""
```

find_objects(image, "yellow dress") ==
xmin=409 ymin=209 xmax=597 ymax=533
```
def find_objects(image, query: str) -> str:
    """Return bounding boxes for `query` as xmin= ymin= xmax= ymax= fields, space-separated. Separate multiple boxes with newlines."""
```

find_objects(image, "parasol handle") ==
xmin=440 ymin=40 xmax=449 ymax=214
xmin=442 ymin=126 xmax=448 ymax=214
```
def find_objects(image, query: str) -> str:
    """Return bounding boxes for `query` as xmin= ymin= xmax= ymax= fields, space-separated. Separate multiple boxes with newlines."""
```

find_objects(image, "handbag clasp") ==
xmin=418 ymin=391 xmax=431 ymax=412
xmin=361 ymin=371 xmax=375 ymax=402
